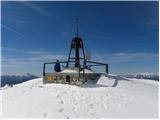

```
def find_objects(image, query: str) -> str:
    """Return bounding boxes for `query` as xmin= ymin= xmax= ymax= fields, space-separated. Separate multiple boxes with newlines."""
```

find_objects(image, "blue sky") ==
xmin=1 ymin=1 xmax=158 ymax=76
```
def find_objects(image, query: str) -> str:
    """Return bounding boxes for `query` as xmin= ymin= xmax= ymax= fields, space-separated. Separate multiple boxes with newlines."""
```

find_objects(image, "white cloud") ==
xmin=19 ymin=1 xmax=55 ymax=20
xmin=2 ymin=47 xmax=27 ymax=54
xmin=1 ymin=24 xmax=24 ymax=37
xmin=2 ymin=47 xmax=158 ymax=74
xmin=2 ymin=47 xmax=68 ymax=67
xmin=114 ymin=52 xmax=127 ymax=56
xmin=92 ymin=52 xmax=158 ymax=63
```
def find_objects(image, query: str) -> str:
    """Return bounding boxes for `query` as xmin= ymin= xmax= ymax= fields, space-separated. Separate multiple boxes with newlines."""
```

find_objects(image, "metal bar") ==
xmin=43 ymin=63 xmax=46 ymax=76
xmin=86 ymin=60 xmax=108 ymax=66
xmin=88 ymin=64 xmax=105 ymax=67
xmin=69 ymin=57 xmax=85 ymax=59
xmin=44 ymin=61 xmax=74 ymax=65
xmin=86 ymin=60 xmax=109 ymax=74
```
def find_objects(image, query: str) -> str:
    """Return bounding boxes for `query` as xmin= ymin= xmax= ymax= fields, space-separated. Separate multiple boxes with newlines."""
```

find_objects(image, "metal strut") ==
xmin=66 ymin=19 xmax=86 ymax=69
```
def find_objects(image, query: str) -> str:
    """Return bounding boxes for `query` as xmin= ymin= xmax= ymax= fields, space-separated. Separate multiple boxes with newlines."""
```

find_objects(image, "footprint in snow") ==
xmin=19 ymin=90 xmax=27 ymax=95
xmin=43 ymin=112 xmax=48 ymax=118
xmin=102 ymin=103 xmax=108 ymax=110
xmin=117 ymin=103 xmax=122 ymax=108
xmin=38 ymin=85 xmax=43 ymax=88
xmin=88 ymin=103 xmax=95 ymax=109
xmin=62 ymin=91 xmax=67 ymax=94
xmin=59 ymin=100 xmax=64 ymax=104
xmin=87 ymin=109 xmax=95 ymax=118
xmin=70 ymin=98 xmax=78 ymax=105
xmin=58 ymin=108 xmax=64 ymax=113
xmin=64 ymin=115 xmax=70 ymax=119
xmin=72 ymin=107 xmax=77 ymax=112
xmin=56 ymin=95 xmax=60 ymax=98
xmin=89 ymin=112 xmax=94 ymax=117
xmin=73 ymin=100 xmax=78 ymax=105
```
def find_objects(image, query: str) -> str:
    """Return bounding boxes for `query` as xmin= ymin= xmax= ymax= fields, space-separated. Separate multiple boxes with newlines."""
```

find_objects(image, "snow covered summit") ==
xmin=1 ymin=74 xmax=158 ymax=118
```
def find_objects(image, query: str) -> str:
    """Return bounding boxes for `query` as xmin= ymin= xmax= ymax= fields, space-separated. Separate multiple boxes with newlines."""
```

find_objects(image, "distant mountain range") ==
xmin=1 ymin=73 xmax=158 ymax=87
xmin=1 ymin=73 xmax=39 ymax=87
xmin=121 ymin=73 xmax=159 ymax=81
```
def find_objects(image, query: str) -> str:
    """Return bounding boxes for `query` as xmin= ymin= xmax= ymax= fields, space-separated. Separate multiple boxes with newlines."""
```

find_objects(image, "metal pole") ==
xmin=75 ymin=43 xmax=80 ymax=67
xmin=43 ymin=63 xmax=46 ymax=76
xmin=66 ymin=46 xmax=72 ymax=67
xmin=106 ymin=64 xmax=109 ymax=73
xmin=82 ymin=41 xmax=87 ymax=69
xmin=83 ymin=60 xmax=85 ymax=82
xmin=78 ymin=65 xmax=80 ymax=81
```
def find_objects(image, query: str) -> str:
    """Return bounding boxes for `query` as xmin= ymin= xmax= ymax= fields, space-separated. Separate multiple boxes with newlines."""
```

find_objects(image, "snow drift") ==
xmin=1 ymin=74 xmax=159 ymax=118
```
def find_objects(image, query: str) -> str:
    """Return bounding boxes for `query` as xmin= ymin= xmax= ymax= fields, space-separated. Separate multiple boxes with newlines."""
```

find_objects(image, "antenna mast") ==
xmin=76 ymin=18 xmax=79 ymax=37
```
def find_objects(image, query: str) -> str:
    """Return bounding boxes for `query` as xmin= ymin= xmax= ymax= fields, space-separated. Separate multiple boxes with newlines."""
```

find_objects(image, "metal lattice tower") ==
xmin=66 ymin=19 xmax=86 ymax=69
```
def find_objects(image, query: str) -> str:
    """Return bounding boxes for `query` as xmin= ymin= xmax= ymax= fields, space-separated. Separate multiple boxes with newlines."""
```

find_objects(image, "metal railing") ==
xmin=43 ymin=60 xmax=108 ymax=76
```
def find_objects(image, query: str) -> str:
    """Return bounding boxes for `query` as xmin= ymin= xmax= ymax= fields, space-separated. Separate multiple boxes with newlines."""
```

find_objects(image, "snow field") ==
xmin=1 ymin=75 xmax=159 ymax=118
